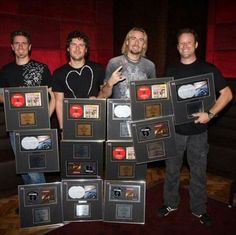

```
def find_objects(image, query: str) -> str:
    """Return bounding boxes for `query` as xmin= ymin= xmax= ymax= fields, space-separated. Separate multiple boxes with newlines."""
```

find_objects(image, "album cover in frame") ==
xmin=14 ymin=129 xmax=59 ymax=173
xmin=18 ymin=182 xmax=63 ymax=228
xmin=130 ymin=115 xmax=176 ymax=164
xmin=129 ymin=77 xmax=173 ymax=121
xmin=63 ymin=98 xmax=106 ymax=140
xmin=169 ymin=73 xmax=216 ymax=124
xmin=62 ymin=179 xmax=103 ymax=222
xmin=3 ymin=86 xmax=50 ymax=131
xmin=105 ymin=140 xmax=147 ymax=180
xmin=107 ymin=99 xmax=132 ymax=140
xmin=60 ymin=140 xmax=104 ymax=179
xmin=104 ymin=180 xmax=146 ymax=224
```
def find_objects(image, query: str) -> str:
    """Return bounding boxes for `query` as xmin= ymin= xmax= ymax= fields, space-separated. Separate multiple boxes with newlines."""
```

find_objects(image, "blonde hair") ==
xmin=121 ymin=27 xmax=148 ymax=57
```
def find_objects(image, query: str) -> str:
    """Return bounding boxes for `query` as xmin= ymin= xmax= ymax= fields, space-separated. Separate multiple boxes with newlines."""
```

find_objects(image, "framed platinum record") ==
xmin=105 ymin=140 xmax=147 ymax=180
xmin=14 ymin=129 xmax=59 ymax=173
xmin=63 ymin=98 xmax=106 ymax=140
xmin=129 ymin=77 xmax=173 ymax=121
xmin=104 ymin=180 xmax=146 ymax=224
xmin=169 ymin=73 xmax=216 ymax=124
xmin=61 ymin=179 xmax=103 ymax=222
xmin=3 ymin=86 xmax=50 ymax=131
xmin=107 ymin=99 xmax=132 ymax=140
xmin=130 ymin=115 xmax=176 ymax=164
xmin=18 ymin=182 xmax=63 ymax=228
xmin=60 ymin=140 xmax=104 ymax=179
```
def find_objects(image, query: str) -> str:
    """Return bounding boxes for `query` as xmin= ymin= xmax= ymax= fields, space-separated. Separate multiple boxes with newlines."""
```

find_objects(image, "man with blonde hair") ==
xmin=98 ymin=27 xmax=156 ymax=98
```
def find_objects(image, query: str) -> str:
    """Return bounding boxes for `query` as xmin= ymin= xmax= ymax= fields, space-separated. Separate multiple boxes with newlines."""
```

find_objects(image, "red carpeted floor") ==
xmin=46 ymin=183 xmax=236 ymax=235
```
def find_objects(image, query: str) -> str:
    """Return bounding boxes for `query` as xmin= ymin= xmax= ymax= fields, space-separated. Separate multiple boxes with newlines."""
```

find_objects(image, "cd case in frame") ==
xmin=18 ymin=182 xmax=62 ymax=228
xmin=63 ymin=98 xmax=106 ymax=140
xmin=107 ymin=99 xmax=132 ymax=140
xmin=61 ymin=179 xmax=103 ymax=222
xmin=169 ymin=73 xmax=216 ymax=124
xmin=129 ymin=77 xmax=173 ymax=121
xmin=3 ymin=86 xmax=50 ymax=131
xmin=14 ymin=129 xmax=59 ymax=173
xmin=103 ymin=180 xmax=146 ymax=224
xmin=105 ymin=140 xmax=147 ymax=180
xmin=130 ymin=115 xmax=176 ymax=164
xmin=60 ymin=140 xmax=104 ymax=179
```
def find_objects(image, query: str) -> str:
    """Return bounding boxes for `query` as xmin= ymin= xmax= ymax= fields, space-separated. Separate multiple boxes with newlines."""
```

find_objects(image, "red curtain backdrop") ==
xmin=206 ymin=0 xmax=236 ymax=78
xmin=0 ymin=0 xmax=113 ymax=72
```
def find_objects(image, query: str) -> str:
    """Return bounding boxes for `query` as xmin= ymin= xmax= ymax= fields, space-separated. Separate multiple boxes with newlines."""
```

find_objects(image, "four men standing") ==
xmin=0 ymin=27 xmax=233 ymax=227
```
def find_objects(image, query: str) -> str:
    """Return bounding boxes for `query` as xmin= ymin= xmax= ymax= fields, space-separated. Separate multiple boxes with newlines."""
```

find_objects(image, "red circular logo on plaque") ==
xmin=11 ymin=93 xmax=25 ymax=107
xmin=69 ymin=105 xmax=83 ymax=118
xmin=113 ymin=147 xmax=126 ymax=160
xmin=137 ymin=86 xmax=151 ymax=100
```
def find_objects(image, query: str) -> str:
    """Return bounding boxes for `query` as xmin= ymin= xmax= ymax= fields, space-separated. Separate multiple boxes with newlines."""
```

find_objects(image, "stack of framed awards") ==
xmin=59 ymin=98 xmax=106 ymax=223
xmin=3 ymin=86 xmax=60 ymax=173
xmin=3 ymin=86 xmax=60 ymax=228
xmin=61 ymin=98 xmax=106 ymax=179
xmin=106 ymin=99 xmax=147 ymax=180
xmin=129 ymin=78 xmax=177 ymax=164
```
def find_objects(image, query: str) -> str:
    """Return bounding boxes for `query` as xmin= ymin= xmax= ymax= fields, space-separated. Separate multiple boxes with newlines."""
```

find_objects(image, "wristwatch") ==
xmin=207 ymin=111 xmax=215 ymax=120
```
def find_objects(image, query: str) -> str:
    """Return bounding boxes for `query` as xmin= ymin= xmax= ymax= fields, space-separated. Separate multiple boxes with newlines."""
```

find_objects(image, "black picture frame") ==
xmin=169 ymin=73 xmax=216 ymax=124
xmin=14 ymin=129 xmax=59 ymax=173
xmin=3 ymin=86 xmax=50 ymax=131
xmin=129 ymin=77 xmax=173 ymax=121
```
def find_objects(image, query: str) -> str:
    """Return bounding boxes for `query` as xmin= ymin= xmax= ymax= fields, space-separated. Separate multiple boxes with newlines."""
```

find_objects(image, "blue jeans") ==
xmin=9 ymin=132 xmax=46 ymax=184
xmin=163 ymin=132 xmax=209 ymax=215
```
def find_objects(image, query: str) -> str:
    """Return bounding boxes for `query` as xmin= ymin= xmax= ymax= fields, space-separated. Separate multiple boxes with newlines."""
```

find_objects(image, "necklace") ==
xmin=126 ymin=55 xmax=140 ymax=63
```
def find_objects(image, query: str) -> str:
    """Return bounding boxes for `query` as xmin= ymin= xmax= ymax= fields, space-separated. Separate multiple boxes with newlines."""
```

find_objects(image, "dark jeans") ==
xmin=163 ymin=132 xmax=209 ymax=215
xmin=9 ymin=132 xmax=46 ymax=184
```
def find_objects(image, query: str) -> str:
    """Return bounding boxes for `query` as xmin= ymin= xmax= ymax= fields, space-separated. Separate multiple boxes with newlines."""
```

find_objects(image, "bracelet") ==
xmin=207 ymin=111 xmax=215 ymax=120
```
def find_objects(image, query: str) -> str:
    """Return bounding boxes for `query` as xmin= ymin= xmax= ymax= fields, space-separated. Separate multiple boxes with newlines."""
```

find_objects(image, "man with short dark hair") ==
xmin=158 ymin=28 xmax=233 ymax=226
xmin=0 ymin=29 xmax=55 ymax=184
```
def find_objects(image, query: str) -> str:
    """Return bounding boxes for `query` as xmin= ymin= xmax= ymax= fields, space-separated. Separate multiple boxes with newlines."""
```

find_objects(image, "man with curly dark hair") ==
xmin=52 ymin=30 xmax=105 ymax=129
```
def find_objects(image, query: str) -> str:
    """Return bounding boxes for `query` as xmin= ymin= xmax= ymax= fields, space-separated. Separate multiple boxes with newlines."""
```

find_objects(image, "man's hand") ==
xmin=192 ymin=112 xmax=210 ymax=124
xmin=107 ymin=66 xmax=125 ymax=87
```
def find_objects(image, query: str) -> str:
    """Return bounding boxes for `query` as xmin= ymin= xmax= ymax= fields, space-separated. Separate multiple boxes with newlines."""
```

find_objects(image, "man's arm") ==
xmin=97 ymin=66 xmax=124 ymax=98
xmin=48 ymin=87 xmax=55 ymax=117
xmin=54 ymin=92 xmax=64 ymax=129
xmin=193 ymin=86 xmax=233 ymax=124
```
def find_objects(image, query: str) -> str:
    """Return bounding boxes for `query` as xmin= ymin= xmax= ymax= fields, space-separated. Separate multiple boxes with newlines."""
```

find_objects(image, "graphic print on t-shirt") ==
xmin=22 ymin=61 xmax=46 ymax=86
xmin=65 ymin=65 xmax=94 ymax=98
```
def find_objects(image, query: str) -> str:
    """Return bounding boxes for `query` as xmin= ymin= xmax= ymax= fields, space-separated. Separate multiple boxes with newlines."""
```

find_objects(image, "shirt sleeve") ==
xmin=42 ymin=65 xmax=53 ymax=88
xmin=105 ymin=60 xmax=117 ymax=81
xmin=0 ymin=68 xmax=7 ymax=88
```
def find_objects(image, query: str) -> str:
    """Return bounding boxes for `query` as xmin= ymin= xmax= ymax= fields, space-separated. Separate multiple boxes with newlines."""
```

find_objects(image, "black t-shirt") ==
xmin=0 ymin=60 xmax=52 ymax=88
xmin=52 ymin=61 xmax=105 ymax=98
xmin=166 ymin=60 xmax=228 ymax=135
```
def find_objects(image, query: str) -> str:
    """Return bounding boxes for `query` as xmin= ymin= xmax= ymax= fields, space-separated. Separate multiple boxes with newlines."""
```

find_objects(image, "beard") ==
xmin=71 ymin=54 xmax=85 ymax=62
xmin=129 ymin=46 xmax=142 ymax=55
